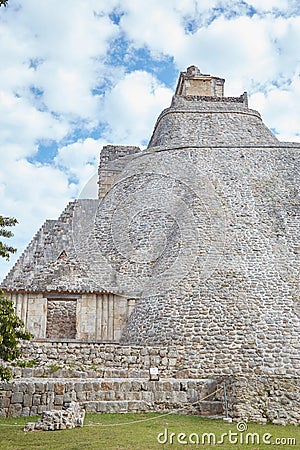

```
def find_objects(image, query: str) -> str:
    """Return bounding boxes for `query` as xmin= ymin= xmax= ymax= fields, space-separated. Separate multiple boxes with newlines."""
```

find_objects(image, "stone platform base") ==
xmin=1 ymin=375 xmax=299 ymax=425
xmin=0 ymin=377 xmax=223 ymax=418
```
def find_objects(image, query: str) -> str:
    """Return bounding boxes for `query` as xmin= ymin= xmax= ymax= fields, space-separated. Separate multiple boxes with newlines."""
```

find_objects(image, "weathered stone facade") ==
xmin=225 ymin=375 xmax=300 ymax=425
xmin=46 ymin=299 xmax=77 ymax=339
xmin=175 ymin=65 xmax=225 ymax=97
xmin=0 ymin=341 xmax=299 ymax=424
xmin=4 ymin=291 xmax=135 ymax=341
xmin=0 ymin=66 xmax=299 ymax=422
xmin=0 ymin=376 xmax=224 ymax=418
xmin=2 ymin=373 xmax=299 ymax=424
xmin=148 ymin=97 xmax=276 ymax=147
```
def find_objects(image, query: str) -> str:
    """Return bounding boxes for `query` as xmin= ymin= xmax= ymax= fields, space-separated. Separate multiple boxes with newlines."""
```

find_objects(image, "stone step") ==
xmin=13 ymin=367 xmax=219 ymax=381
xmin=199 ymin=401 xmax=224 ymax=417
xmin=83 ymin=400 xmax=224 ymax=415
xmin=13 ymin=367 xmax=152 ymax=379
xmin=84 ymin=400 xmax=152 ymax=413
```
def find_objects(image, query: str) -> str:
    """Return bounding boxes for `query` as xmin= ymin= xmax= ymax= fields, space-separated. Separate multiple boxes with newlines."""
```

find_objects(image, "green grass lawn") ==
xmin=0 ymin=413 xmax=299 ymax=450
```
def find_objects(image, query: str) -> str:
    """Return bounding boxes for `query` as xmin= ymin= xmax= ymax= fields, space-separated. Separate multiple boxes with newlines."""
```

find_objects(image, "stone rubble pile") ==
xmin=24 ymin=402 xmax=85 ymax=432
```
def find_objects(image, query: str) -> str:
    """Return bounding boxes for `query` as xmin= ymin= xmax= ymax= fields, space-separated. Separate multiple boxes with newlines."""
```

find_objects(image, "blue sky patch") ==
xmin=28 ymin=58 xmax=44 ymax=70
xmin=109 ymin=10 xmax=125 ymax=25
xmin=27 ymin=140 xmax=58 ymax=165
xmin=30 ymin=86 xmax=43 ymax=98
xmin=106 ymin=35 xmax=129 ymax=67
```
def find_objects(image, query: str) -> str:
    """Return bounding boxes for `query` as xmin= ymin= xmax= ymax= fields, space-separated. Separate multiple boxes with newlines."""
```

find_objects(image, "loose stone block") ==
xmin=24 ymin=402 xmax=85 ymax=432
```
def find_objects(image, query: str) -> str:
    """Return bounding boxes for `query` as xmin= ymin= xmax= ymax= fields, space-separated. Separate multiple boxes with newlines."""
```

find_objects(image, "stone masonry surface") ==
xmin=148 ymin=96 xmax=278 ymax=148
xmin=46 ymin=300 xmax=77 ymax=339
xmin=0 ymin=341 xmax=298 ymax=424
xmin=0 ymin=372 xmax=299 ymax=424
xmin=121 ymin=145 xmax=299 ymax=377
xmin=0 ymin=377 xmax=223 ymax=418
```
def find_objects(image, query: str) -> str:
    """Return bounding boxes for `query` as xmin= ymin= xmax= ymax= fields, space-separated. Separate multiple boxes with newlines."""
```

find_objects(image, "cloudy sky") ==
xmin=0 ymin=0 xmax=299 ymax=280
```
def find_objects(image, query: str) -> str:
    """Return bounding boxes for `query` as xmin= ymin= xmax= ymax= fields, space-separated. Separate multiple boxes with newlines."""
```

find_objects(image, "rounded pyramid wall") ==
xmin=117 ymin=143 xmax=299 ymax=375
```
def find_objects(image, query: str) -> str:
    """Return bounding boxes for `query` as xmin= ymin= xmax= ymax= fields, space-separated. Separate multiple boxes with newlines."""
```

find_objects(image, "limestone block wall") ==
xmin=117 ymin=145 xmax=299 ymax=376
xmin=46 ymin=300 xmax=77 ymax=339
xmin=225 ymin=375 xmax=300 ymax=425
xmin=0 ymin=371 xmax=298 ymax=424
xmin=12 ymin=292 xmax=46 ymax=338
xmin=149 ymin=105 xmax=278 ymax=148
xmin=0 ymin=342 xmax=299 ymax=423
xmin=11 ymin=342 xmax=182 ymax=379
xmin=0 ymin=378 xmax=221 ymax=418
xmin=98 ymin=145 xmax=141 ymax=199
xmin=4 ymin=340 xmax=298 ymax=380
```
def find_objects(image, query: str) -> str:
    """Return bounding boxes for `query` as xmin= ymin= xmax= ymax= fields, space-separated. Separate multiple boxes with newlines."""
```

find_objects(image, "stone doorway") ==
xmin=46 ymin=299 xmax=77 ymax=339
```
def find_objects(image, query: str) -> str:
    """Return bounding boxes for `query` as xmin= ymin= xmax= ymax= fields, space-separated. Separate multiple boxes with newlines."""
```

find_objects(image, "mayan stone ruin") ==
xmin=0 ymin=66 xmax=299 ymax=424
xmin=24 ymin=401 xmax=85 ymax=432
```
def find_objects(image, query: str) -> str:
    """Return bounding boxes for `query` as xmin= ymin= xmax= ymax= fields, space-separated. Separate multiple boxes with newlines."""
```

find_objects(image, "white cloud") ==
xmin=0 ymin=158 xmax=74 ymax=281
xmin=0 ymin=91 xmax=67 ymax=153
xmin=101 ymin=70 xmax=173 ymax=144
xmin=54 ymin=138 xmax=102 ymax=190
xmin=250 ymin=69 xmax=300 ymax=141
xmin=247 ymin=0 xmax=298 ymax=14
xmin=0 ymin=0 xmax=299 ymax=282
xmin=180 ymin=16 xmax=276 ymax=84
xmin=118 ymin=0 xmax=190 ymax=61
xmin=0 ymin=0 xmax=120 ymax=122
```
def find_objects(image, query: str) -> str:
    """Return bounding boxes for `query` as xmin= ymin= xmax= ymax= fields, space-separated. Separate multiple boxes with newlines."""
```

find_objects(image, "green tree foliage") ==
xmin=0 ymin=215 xmax=32 ymax=381
xmin=0 ymin=216 xmax=18 ymax=260
xmin=0 ymin=1 xmax=8 ymax=7
xmin=0 ymin=290 xmax=32 ymax=381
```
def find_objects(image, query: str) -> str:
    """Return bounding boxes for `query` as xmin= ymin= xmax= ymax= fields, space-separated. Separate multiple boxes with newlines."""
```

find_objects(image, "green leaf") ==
xmin=0 ymin=290 xmax=32 ymax=380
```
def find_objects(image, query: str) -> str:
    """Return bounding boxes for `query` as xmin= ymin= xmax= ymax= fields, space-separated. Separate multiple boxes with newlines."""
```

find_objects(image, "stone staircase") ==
xmin=3 ymin=342 xmax=225 ymax=418
xmin=79 ymin=378 xmax=224 ymax=416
